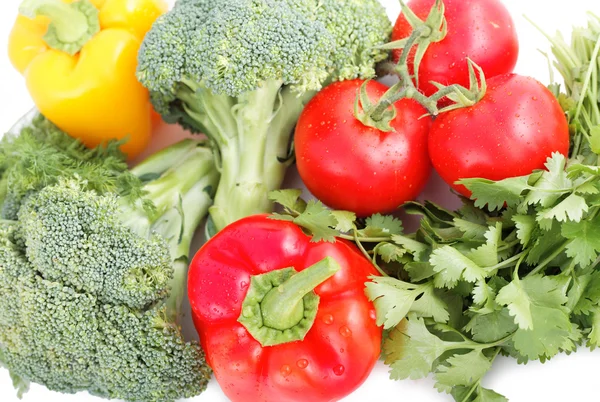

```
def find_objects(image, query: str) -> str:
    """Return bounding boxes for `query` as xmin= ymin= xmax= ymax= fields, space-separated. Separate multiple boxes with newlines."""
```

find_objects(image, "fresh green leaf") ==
xmin=431 ymin=247 xmax=488 ymax=287
xmin=405 ymin=262 xmax=436 ymax=282
xmin=572 ymin=270 xmax=600 ymax=315
xmin=562 ymin=217 xmax=600 ymax=267
xmin=459 ymin=176 xmax=529 ymax=211
xmin=392 ymin=235 xmax=429 ymax=261
xmin=435 ymin=350 xmax=492 ymax=392
xmin=588 ymin=125 xmax=600 ymax=154
xmin=468 ymin=223 xmax=502 ymax=268
xmin=513 ymin=214 xmax=536 ymax=247
xmin=375 ymin=243 xmax=407 ymax=263
xmin=366 ymin=278 xmax=448 ymax=328
xmin=537 ymin=193 xmax=588 ymax=223
xmin=525 ymin=153 xmax=571 ymax=208
xmin=361 ymin=214 xmax=404 ymax=237
xmin=410 ymin=286 xmax=450 ymax=323
xmin=526 ymin=221 xmax=564 ymax=265
xmin=330 ymin=210 xmax=356 ymax=233
xmin=465 ymin=308 xmax=518 ymax=343
xmin=496 ymin=275 xmax=572 ymax=359
xmin=475 ymin=387 xmax=509 ymax=402
xmin=383 ymin=315 xmax=450 ymax=380
xmin=588 ymin=309 xmax=600 ymax=348
xmin=293 ymin=201 xmax=338 ymax=242
xmin=268 ymin=189 xmax=306 ymax=213
xmin=454 ymin=218 xmax=488 ymax=239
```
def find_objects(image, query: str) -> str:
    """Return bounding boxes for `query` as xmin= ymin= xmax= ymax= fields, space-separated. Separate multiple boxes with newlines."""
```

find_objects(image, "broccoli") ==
xmin=137 ymin=0 xmax=392 ymax=232
xmin=0 ymin=117 xmax=218 ymax=401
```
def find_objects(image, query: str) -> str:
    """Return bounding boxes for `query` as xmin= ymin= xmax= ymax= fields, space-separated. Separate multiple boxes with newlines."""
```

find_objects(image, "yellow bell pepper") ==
xmin=8 ymin=0 xmax=168 ymax=159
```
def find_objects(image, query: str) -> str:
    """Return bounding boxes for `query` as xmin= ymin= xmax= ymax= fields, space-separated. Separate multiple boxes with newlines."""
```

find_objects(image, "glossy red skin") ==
xmin=188 ymin=215 xmax=382 ymax=402
xmin=392 ymin=0 xmax=519 ymax=97
xmin=295 ymin=79 xmax=431 ymax=216
xmin=429 ymin=74 xmax=570 ymax=197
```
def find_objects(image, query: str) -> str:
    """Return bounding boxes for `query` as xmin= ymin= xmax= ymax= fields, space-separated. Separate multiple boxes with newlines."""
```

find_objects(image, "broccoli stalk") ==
xmin=122 ymin=139 xmax=219 ymax=317
xmin=0 ymin=119 xmax=218 ymax=400
xmin=137 ymin=0 xmax=392 ymax=232
xmin=177 ymin=79 xmax=311 ymax=230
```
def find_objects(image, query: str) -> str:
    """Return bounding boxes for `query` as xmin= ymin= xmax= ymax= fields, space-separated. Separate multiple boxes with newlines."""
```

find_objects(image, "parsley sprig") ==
xmin=270 ymin=12 xmax=600 ymax=402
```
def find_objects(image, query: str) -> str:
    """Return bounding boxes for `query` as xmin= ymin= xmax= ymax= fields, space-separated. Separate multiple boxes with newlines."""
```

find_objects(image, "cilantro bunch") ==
xmin=271 ymin=13 xmax=600 ymax=402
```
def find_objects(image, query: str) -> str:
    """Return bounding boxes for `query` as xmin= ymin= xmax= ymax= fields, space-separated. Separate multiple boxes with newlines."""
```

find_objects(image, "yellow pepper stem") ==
xmin=19 ymin=0 xmax=100 ymax=55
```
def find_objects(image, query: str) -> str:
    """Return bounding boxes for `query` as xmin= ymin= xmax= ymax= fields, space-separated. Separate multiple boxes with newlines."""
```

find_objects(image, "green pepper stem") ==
xmin=260 ymin=257 xmax=340 ymax=331
xmin=19 ymin=0 xmax=100 ymax=55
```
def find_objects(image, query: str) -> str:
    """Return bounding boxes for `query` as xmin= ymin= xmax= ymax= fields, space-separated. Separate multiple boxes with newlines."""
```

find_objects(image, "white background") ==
xmin=0 ymin=0 xmax=599 ymax=401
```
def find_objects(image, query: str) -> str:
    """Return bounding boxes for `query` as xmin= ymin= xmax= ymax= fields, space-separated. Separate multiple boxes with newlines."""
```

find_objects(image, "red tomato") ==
xmin=392 ymin=0 xmax=519 ymax=97
xmin=295 ymin=79 xmax=431 ymax=216
xmin=428 ymin=74 xmax=570 ymax=197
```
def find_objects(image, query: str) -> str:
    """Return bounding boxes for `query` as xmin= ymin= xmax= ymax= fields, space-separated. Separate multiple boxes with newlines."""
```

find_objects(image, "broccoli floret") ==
xmin=0 ymin=223 xmax=211 ymax=400
xmin=18 ymin=181 xmax=172 ymax=309
xmin=0 ymin=120 xmax=219 ymax=400
xmin=137 ymin=0 xmax=391 ymax=232
xmin=317 ymin=0 xmax=392 ymax=81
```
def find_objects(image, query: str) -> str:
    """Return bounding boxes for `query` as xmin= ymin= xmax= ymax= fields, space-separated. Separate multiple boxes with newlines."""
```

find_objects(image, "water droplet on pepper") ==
xmin=333 ymin=365 xmax=345 ymax=376
xmin=296 ymin=359 xmax=309 ymax=369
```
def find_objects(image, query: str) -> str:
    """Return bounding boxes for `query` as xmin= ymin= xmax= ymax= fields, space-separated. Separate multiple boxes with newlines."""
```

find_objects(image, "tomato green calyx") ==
xmin=431 ymin=58 xmax=488 ymax=114
xmin=378 ymin=0 xmax=447 ymax=87
xmin=19 ymin=0 xmax=100 ymax=55
xmin=238 ymin=257 xmax=341 ymax=347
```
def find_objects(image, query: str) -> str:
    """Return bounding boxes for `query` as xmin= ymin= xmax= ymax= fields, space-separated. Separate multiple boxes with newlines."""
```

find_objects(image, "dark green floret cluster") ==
xmin=0 ymin=116 xmax=218 ymax=401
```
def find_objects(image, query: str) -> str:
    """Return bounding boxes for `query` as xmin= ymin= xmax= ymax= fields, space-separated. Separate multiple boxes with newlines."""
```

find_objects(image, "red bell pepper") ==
xmin=188 ymin=215 xmax=382 ymax=402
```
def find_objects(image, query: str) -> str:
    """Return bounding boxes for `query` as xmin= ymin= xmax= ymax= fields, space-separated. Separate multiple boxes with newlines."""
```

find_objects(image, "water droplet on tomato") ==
xmin=333 ymin=365 xmax=345 ymax=376
xmin=340 ymin=348 xmax=345 ymax=353
xmin=297 ymin=359 xmax=309 ymax=369
xmin=323 ymin=314 xmax=334 ymax=325
xmin=280 ymin=365 xmax=292 ymax=377
xmin=339 ymin=326 xmax=352 ymax=338
xmin=240 ymin=281 xmax=248 ymax=289
xmin=369 ymin=310 xmax=377 ymax=320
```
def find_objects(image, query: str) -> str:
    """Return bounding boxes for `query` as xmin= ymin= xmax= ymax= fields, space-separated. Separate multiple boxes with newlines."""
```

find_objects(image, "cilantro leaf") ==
xmin=562 ymin=217 xmax=600 ymax=267
xmin=268 ymin=189 xmax=306 ymax=213
xmin=537 ymin=193 xmax=588 ymax=223
xmin=292 ymin=201 xmax=338 ymax=242
xmin=468 ymin=223 xmax=502 ymax=268
xmin=365 ymin=278 xmax=448 ymax=328
xmin=526 ymin=221 xmax=564 ymax=265
xmin=330 ymin=210 xmax=356 ymax=232
xmin=496 ymin=275 xmax=572 ymax=359
xmin=361 ymin=214 xmax=404 ymax=237
xmin=392 ymin=235 xmax=429 ymax=262
xmin=525 ymin=153 xmax=571 ymax=208
xmin=410 ymin=286 xmax=450 ymax=323
xmin=375 ymin=243 xmax=407 ymax=263
xmin=475 ymin=387 xmax=509 ymax=402
xmin=458 ymin=176 xmax=529 ymax=211
xmin=572 ymin=270 xmax=600 ymax=315
xmin=431 ymin=246 xmax=488 ymax=287
xmin=434 ymin=350 xmax=492 ymax=393
xmin=588 ymin=309 xmax=600 ymax=348
xmin=383 ymin=315 xmax=451 ymax=380
xmin=465 ymin=308 xmax=518 ymax=343
xmin=513 ymin=214 xmax=536 ymax=247
xmin=454 ymin=218 xmax=488 ymax=239
xmin=431 ymin=225 xmax=500 ymax=288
